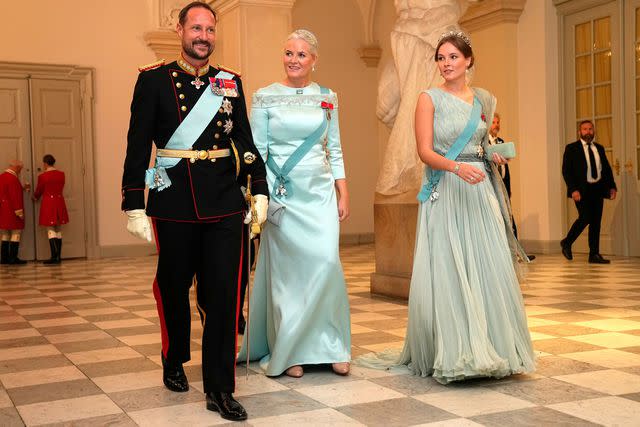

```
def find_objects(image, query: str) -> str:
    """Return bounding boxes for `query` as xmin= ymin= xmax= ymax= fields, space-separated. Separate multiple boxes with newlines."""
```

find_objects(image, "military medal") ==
xmin=223 ymin=119 xmax=234 ymax=134
xmin=209 ymin=77 xmax=238 ymax=97
xmin=222 ymin=98 xmax=233 ymax=115
xmin=191 ymin=76 xmax=205 ymax=90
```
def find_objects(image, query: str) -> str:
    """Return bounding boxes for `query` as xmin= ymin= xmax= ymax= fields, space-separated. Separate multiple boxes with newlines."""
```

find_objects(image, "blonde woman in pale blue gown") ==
xmin=237 ymin=30 xmax=351 ymax=378
xmin=399 ymin=31 xmax=535 ymax=384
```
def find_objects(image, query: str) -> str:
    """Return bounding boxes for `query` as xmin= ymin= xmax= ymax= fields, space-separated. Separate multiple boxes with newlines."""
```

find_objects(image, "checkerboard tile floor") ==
xmin=1 ymin=245 xmax=640 ymax=426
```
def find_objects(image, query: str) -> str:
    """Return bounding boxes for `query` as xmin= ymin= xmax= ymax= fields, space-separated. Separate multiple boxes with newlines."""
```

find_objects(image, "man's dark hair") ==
xmin=579 ymin=119 xmax=594 ymax=128
xmin=179 ymin=1 xmax=217 ymax=26
xmin=43 ymin=154 xmax=56 ymax=166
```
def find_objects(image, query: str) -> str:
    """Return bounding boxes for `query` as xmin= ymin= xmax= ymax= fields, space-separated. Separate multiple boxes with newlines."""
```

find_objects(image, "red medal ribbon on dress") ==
xmin=321 ymin=101 xmax=334 ymax=110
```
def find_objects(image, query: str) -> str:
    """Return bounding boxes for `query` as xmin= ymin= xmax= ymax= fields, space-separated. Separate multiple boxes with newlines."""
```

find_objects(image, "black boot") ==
xmin=206 ymin=392 xmax=248 ymax=421
xmin=0 ymin=241 xmax=9 ymax=264
xmin=43 ymin=238 xmax=59 ymax=264
xmin=55 ymin=238 xmax=62 ymax=263
xmin=8 ymin=242 xmax=26 ymax=265
xmin=161 ymin=353 xmax=189 ymax=392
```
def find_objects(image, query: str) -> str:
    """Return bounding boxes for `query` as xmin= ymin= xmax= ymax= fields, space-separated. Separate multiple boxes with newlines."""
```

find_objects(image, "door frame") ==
xmin=555 ymin=0 xmax=630 ymax=255
xmin=624 ymin=0 xmax=640 ymax=256
xmin=0 ymin=61 xmax=99 ymax=259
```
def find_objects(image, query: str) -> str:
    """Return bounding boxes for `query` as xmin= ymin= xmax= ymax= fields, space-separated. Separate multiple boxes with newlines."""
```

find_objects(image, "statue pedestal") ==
xmin=370 ymin=190 xmax=420 ymax=300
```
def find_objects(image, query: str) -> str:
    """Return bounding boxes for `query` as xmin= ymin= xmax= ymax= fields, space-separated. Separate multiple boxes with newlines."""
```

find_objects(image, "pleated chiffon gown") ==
xmin=399 ymin=88 xmax=536 ymax=384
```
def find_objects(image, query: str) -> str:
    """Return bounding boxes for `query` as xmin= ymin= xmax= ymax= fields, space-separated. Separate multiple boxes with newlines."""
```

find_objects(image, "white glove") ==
xmin=254 ymin=195 xmax=268 ymax=225
xmin=126 ymin=209 xmax=152 ymax=242
xmin=244 ymin=195 xmax=269 ymax=225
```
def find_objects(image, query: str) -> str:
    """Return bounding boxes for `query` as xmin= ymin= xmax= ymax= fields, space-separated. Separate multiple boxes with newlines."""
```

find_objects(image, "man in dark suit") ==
xmin=488 ymin=113 xmax=535 ymax=260
xmin=561 ymin=120 xmax=617 ymax=264
xmin=121 ymin=2 xmax=268 ymax=421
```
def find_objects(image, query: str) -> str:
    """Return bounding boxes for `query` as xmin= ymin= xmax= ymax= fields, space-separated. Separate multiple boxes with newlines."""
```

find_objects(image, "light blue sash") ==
xmin=417 ymin=96 xmax=482 ymax=202
xmin=266 ymin=86 xmax=330 ymax=198
xmin=145 ymin=70 xmax=234 ymax=191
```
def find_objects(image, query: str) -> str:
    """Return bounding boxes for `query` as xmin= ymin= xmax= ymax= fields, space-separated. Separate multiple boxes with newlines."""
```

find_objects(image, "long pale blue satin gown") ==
xmin=399 ymin=88 xmax=536 ymax=384
xmin=237 ymin=82 xmax=351 ymax=376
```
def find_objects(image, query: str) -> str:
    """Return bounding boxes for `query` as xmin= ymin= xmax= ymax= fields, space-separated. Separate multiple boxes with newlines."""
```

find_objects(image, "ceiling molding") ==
xmin=460 ymin=0 xmax=527 ymax=32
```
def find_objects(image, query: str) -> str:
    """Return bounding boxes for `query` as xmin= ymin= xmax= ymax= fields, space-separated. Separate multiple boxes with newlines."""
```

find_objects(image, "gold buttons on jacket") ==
xmin=219 ymin=108 xmax=224 ymax=113
xmin=172 ymin=72 xmax=178 ymax=77
xmin=212 ymin=145 xmax=218 ymax=150
xmin=176 ymin=82 xmax=182 ymax=88
xmin=214 ymin=133 xmax=220 ymax=139
xmin=179 ymin=94 xmax=185 ymax=100
xmin=217 ymin=121 xmax=222 ymax=126
xmin=181 ymin=106 xmax=187 ymax=111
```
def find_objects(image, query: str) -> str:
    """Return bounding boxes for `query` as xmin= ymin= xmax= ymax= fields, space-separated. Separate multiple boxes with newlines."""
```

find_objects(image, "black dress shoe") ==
xmin=588 ymin=254 xmax=611 ymax=264
xmin=560 ymin=239 xmax=572 ymax=260
xmin=238 ymin=316 xmax=246 ymax=335
xmin=161 ymin=354 xmax=189 ymax=392
xmin=527 ymin=254 xmax=536 ymax=261
xmin=206 ymin=392 xmax=248 ymax=421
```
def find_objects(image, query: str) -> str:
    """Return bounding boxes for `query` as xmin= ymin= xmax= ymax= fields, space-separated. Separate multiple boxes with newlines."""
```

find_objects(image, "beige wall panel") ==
xmin=216 ymin=9 xmax=242 ymax=69
xmin=243 ymin=7 xmax=292 ymax=99
xmin=0 ymin=0 xmax=157 ymax=247
xmin=374 ymin=0 xmax=397 ymax=172
xmin=291 ymin=0 xmax=378 ymax=235
xmin=465 ymin=0 xmax=563 ymax=250
xmin=517 ymin=0 xmax=563 ymax=246
xmin=468 ymin=22 xmax=522 ymax=224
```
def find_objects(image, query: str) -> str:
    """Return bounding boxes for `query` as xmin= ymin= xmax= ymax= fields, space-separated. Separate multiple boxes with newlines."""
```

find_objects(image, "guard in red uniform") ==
xmin=121 ymin=2 xmax=268 ymax=422
xmin=0 ymin=160 xmax=28 ymax=265
xmin=33 ymin=154 xmax=69 ymax=264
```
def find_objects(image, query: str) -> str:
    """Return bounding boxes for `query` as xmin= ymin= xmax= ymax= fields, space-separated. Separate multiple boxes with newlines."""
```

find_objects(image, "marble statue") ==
xmin=376 ymin=0 xmax=475 ymax=195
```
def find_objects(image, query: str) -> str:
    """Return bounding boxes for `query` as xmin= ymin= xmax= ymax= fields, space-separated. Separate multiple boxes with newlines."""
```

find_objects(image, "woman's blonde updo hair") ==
xmin=286 ymin=29 xmax=319 ymax=56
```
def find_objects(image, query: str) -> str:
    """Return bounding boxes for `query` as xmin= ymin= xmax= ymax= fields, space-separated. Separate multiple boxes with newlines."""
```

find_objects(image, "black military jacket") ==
xmin=121 ymin=58 xmax=268 ymax=221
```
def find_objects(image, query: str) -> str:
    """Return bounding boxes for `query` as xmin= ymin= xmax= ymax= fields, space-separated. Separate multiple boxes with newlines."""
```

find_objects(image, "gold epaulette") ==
xmin=217 ymin=64 xmax=241 ymax=77
xmin=138 ymin=59 xmax=165 ymax=72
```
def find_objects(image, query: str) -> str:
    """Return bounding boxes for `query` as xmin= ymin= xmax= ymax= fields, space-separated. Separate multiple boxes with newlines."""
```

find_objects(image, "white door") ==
xmin=29 ymin=79 xmax=86 ymax=259
xmin=563 ymin=3 xmax=624 ymax=255
xmin=624 ymin=0 xmax=640 ymax=257
xmin=0 ymin=78 xmax=36 ymax=260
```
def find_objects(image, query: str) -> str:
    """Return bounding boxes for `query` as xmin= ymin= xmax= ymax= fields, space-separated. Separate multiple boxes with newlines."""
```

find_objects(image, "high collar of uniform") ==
xmin=5 ymin=169 xmax=18 ymax=177
xmin=177 ymin=55 xmax=210 ymax=77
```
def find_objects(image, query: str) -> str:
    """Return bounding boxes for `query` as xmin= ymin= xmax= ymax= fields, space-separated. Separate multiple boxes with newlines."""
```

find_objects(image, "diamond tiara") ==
xmin=437 ymin=30 xmax=472 ymax=48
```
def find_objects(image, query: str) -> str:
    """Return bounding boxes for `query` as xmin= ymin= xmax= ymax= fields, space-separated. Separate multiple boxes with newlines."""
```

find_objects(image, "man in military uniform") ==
xmin=121 ymin=1 xmax=268 ymax=421
xmin=0 ymin=160 xmax=29 ymax=265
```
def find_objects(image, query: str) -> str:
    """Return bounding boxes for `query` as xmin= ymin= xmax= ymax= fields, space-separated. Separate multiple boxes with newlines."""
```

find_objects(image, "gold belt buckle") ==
xmin=197 ymin=150 xmax=209 ymax=161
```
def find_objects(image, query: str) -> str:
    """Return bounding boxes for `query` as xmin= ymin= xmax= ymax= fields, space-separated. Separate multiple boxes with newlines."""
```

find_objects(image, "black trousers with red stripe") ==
xmin=152 ymin=215 xmax=244 ymax=393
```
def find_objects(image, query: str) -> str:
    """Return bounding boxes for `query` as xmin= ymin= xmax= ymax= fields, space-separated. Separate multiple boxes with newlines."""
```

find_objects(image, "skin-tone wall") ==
xmin=291 ymin=0 xmax=379 ymax=236
xmin=1 ymin=0 xmax=561 ymax=250
xmin=0 ymin=0 xmax=158 ymax=247
xmin=469 ymin=0 xmax=562 ymax=249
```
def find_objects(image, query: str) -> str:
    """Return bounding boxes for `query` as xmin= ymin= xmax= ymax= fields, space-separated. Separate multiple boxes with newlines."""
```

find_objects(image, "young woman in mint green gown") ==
xmin=237 ymin=30 xmax=351 ymax=378
xmin=399 ymin=31 xmax=535 ymax=384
